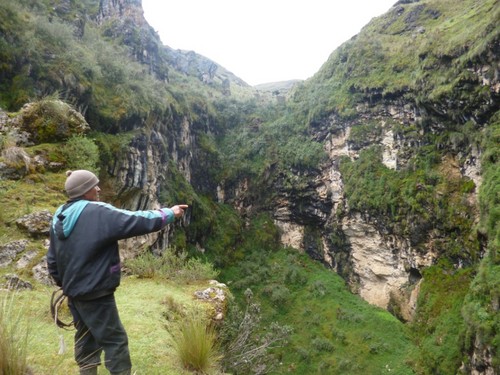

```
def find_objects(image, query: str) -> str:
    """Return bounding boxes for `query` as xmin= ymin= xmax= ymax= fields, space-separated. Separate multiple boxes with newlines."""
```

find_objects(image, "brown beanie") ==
xmin=65 ymin=170 xmax=99 ymax=199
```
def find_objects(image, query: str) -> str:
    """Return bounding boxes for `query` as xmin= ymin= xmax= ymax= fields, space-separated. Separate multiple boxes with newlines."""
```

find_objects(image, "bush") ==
xmin=296 ymin=347 xmax=311 ymax=362
xmin=61 ymin=135 xmax=100 ymax=173
xmin=284 ymin=265 xmax=307 ymax=285
xmin=262 ymin=284 xmax=290 ymax=307
xmin=311 ymin=337 xmax=334 ymax=353
xmin=308 ymin=280 xmax=328 ymax=297
xmin=124 ymin=248 xmax=219 ymax=282
xmin=219 ymin=292 xmax=292 ymax=375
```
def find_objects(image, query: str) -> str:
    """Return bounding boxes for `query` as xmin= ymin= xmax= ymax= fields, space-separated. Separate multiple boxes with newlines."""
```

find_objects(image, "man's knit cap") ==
xmin=64 ymin=170 xmax=99 ymax=198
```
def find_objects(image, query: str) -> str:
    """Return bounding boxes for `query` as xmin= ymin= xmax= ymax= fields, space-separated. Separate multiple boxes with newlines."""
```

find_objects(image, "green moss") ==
xmin=18 ymin=99 xmax=89 ymax=143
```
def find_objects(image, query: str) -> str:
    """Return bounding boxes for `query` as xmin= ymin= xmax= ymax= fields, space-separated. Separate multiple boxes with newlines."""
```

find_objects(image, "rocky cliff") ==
xmin=220 ymin=45 xmax=496 ymax=313
xmin=216 ymin=0 xmax=499 ymax=372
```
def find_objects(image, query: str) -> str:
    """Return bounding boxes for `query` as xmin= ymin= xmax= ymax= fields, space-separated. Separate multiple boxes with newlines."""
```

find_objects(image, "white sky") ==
xmin=142 ymin=0 xmax=396 ymax=86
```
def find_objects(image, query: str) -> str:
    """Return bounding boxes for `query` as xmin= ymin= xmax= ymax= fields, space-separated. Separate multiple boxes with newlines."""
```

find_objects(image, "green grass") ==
xmin=408 ymin=264 xmax=474 ymax=373
xmin=172 ymin=313 xmax=221 ymax=373
xmin=292 ymin=0 xmax=499 ymax=119
xmin=0 ymin=171 xmax=66 ymax=239
xmin=221 ymin=247 xmax=417 ymax=375
xmin=0 ymin=292 xmax=30 ymax=375
xmin=0 ymin=277 xmax=219 ymax=374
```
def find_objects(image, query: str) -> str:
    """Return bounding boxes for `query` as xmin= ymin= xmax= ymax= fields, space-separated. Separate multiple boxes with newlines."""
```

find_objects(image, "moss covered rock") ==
xmin=18 ymin=99 xmax=89 ymax=144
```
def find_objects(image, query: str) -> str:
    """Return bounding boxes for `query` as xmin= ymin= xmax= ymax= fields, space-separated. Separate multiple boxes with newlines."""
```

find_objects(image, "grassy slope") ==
xmin=221 ymin=248 xmax=416 ymax=374
xmin=0 ymin=170 xmax=221 ymax=374
xmin=1 ymin=277 xmax=213 ymax=375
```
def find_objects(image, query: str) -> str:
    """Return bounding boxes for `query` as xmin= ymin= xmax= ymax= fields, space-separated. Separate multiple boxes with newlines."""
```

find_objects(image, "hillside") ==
xmin=0 ymin=0 xmax=498 ymax=374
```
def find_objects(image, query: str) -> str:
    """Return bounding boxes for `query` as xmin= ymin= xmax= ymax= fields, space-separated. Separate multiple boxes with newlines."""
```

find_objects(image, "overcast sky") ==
xmin=142 ymin=0 xmax=396 ymax=86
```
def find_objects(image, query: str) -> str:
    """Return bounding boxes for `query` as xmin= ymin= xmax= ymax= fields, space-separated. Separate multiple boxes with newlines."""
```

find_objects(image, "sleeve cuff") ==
xmin=160 ymin=208 xmax=175 ymax=224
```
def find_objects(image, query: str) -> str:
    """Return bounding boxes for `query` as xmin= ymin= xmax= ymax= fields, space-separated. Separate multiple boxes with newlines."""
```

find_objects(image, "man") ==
xmin=47 ymin=169 xmax=188 ymax=375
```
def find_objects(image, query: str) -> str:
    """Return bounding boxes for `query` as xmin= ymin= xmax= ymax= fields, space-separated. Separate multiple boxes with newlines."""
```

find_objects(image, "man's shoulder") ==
xmin=85 ymin=201 xmax=118 ymax=210
xmin=82 ymin=201 xmax=118 ymax=216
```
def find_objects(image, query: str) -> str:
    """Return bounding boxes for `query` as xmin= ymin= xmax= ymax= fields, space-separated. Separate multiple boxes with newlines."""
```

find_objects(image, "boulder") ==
xmin=17 ymin=99 xmax=89 ymax=144
xmin=194 ymin=281 xmax=228 ymax=321
xmin=3 ymin=273 xmax=33 ymax=290
xmin=16 ymin=210 xmax=53 ymax=237
xmin=33 ymin=255 xmax=55 ymax=286
xmin=0 ymin=239 xmax=29 ymax=267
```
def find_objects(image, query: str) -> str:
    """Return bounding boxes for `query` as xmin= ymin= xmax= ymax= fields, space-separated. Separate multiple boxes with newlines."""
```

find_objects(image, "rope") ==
xmin=50 ymin=288 xmax=74 ymax=330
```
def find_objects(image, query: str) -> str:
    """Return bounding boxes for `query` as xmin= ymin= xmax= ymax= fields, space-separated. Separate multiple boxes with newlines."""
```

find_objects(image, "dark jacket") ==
xmin=47 ymin=200 xmax=174 ymax=299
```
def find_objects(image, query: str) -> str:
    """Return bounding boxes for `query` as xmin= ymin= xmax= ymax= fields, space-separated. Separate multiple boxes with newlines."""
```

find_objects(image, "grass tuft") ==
xmin=172 ymin=312 xmax=221 ymax=373
xmin=0 ymin=292 xmax=31 ymax=375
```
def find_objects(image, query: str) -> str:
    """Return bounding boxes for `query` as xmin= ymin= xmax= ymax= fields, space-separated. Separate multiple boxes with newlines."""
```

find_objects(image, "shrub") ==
xmin=308 ymin=280 xmax=328 ymax=297
xmin=61 ymin=135 xmax=100 ymax=173
xmin=296 ymin=347 xmax=311 ymax=362
xmin=284 ymin=265 xmax=307 ymax=285
xmin=124 ymin=248 xmax=219 ymax=282
xmin=317 ymin=360 xmax=334 ymax=374
xmin=311 ymin=337 xmax=334 ymax=353
xmin=332 ymin=329 xmax=347 ymax=344
xmin=219 ymin=293 xmax=292 ymax=375
xmin=262 ymin=284 xmax=290 ymax=307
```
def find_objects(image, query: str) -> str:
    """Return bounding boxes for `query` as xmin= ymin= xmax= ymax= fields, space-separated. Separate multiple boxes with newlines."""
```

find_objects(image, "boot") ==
xmin=110 ymin=370 xmax=131 ymax=375
xmin=79 ymin=367 xmax=98 ymax=375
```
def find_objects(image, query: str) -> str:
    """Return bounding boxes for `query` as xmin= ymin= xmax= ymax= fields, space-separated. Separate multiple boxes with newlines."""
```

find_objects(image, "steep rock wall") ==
xmin=106 ymin=113 xmax=200 ymax=257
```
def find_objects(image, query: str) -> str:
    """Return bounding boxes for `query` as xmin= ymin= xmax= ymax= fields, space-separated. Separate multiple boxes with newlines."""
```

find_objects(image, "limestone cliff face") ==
xmin=217 ymin=13 xmax=498 ymax=328
xmin=106 ymin=114 xmax=200 ymax=257
xmin=219 ymin=81 xmax=492 ymax=320
xmin=269 ymin=99 xmax=485 ymax=317
xmin=108 ymin=130 xmax=169 ymax=258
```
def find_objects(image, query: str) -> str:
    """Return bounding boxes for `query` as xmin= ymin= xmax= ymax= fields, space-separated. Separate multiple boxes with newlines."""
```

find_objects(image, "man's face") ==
xmin=83 ymin=185 xmax=100 ymax=201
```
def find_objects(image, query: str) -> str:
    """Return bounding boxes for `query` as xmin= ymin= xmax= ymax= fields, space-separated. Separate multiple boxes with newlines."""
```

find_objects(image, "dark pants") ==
xmin=69 ymin=294 xmax=132 ymax=373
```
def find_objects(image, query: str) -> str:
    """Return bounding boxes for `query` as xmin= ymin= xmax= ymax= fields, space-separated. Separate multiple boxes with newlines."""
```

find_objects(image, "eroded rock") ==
xmin=16 ymin=210 xmax=53 ymax=237
xmin=3 ymin=273 xmax=33 ymax=290
xmin=0 ymin=240 xmax=29 ymax=267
